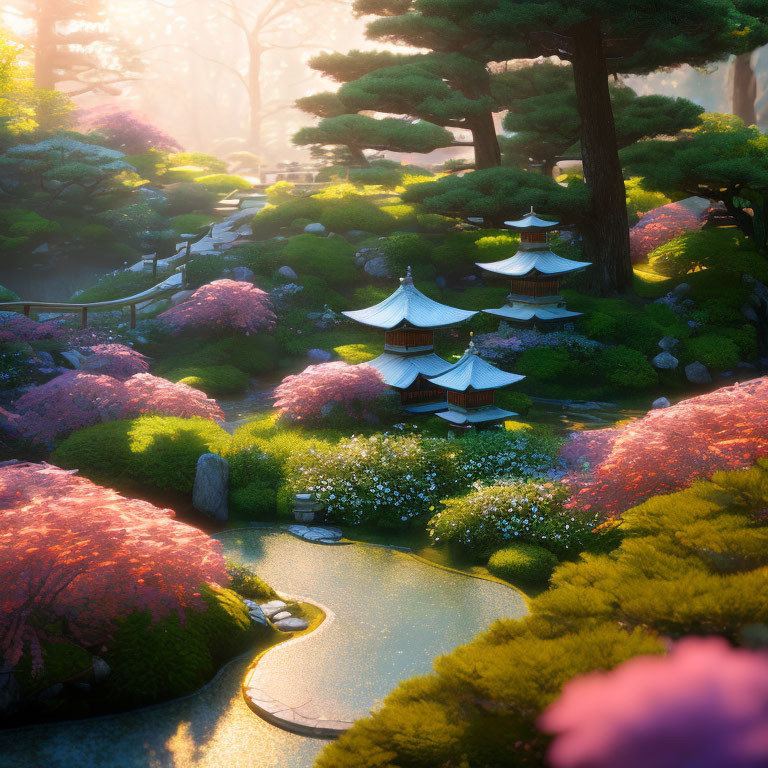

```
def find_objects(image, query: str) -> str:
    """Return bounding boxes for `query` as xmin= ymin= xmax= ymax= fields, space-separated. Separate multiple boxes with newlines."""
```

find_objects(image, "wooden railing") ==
xmin=0 ymin=270 xmax=185 ymax=330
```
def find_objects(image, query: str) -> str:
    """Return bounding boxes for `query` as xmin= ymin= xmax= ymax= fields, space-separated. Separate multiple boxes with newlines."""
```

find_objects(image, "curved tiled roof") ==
xmin=476 ymin=249 xmax=591 ymax=277
xmin=367 ymin=352 xmax=451 ymax=389
xmin=426 ymin=343 xmax=524 ymax=392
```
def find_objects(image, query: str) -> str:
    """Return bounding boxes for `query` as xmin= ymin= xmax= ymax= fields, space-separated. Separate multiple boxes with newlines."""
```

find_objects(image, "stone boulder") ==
xmin=685 ymin=361 xmax=712 ymax=384
xmin=304 ymin=223 xmax=326 ymax=235
xmin=307 ymin=348 xmax=332 ymax=363
xmin=60 ymin=349 xmax=88 ymax=369
xmin=658 ymin=336 xmax=680 ymax=352
xmin=231 ymin=266 xmax=254 ymax=283
xmin=92 ymin=657 xmax=111 ymax=682
xmin=274 ymin=617 xmax=309 ymax=632
xmin=192 ymin=453 xmax=229 ymax=521
xmin=364 ymin=256 xmax=390 ymax=279
xmin=652 ymin=397 xmax=671 ymax=409
xmin=171 ymin=289 xmax=195 ymax=306
xmin=277 ymin=265 xmax=298 ymax=280
xmin=652 ymin=352 xmax=679 ymax=370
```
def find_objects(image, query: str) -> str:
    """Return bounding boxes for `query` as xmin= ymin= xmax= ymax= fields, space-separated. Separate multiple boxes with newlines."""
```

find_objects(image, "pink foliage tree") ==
xmin=79 ymin=344 xmax=150 ymax=380
xmin=562 ymin=378 xmax=768 ymax=517
xmin=123 ymin=373 xmax=224 ymax=421
xmin=78 ymin=105 xmax=182 ymax=154
xmin=273 ymin=361 xmax=388 ymax=421
xmin=158 ymin=280 xmax=277 ymax=336
xmin=629 ymin=201 xmax=708 ymax=264
xmin=0 ymin=462 xmax=227 ymax=673
xmin=540 ymin=637 xmax=768 ymax=768
xmin=13 ymin=372 xmax=223 ymax=445
xmin=0 ymin=314 xmax=62 ymax=343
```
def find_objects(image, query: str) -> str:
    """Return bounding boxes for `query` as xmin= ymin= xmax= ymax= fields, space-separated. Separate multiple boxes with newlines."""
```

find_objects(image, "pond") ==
xmin=0 ymin=529 xmax=526 ymax=768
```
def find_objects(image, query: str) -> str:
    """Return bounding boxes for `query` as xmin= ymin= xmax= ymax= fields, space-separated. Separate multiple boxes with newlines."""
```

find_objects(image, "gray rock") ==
xmin=277 ymin=265 xmax=298 ymax=280
xmin=354 ymin=255 xmax=367 ymax=267
xmin=92 ymin=657 xmax=111 ymax=682
xmin=346 ymin=230 xmax=370 ymax=239
xmin=658 ymin=336 xmax=680 ymax=351
xmin=304 ymin=223 xmax=326 ymax=235
xmin=260 ymin=600 xmax=288 ymax=618
xmin=248 ymin=606 xmax=269 ymax=626
xmin=652 ymin=397 xmax=671 ymax=409
xmin=60 ymin=349 xmax=88 ymax=368
xmin=272 ymin=611 xmax=292 ymax=622
xmin=307 ymin=348 xmax=332 ymax=363
xmin=364 ymin=255 xmax=390 ymax=279
xmin=171 ymin=289 xmax=195 ymax=306
xmin=32 ymin=243 xmax=50 ymax=255
xmin=274 ymin=617 xmax=309 ymax=632
xmin=685 ymin=361 xmax=712 ymax=384
xmin=652 ymin=351 xmax=679 ymax=370
xmin=434 ymin=276 xmax=447 ymax=289
xmin=137 ymin=299 xmax=169 ymax=316
xmin=231 ymin=266 xmax=255 ymax=283
xmin=192 ymin=454 xmax=229 ymax=521
xmin=673 ymin=282 xmax=691 ymax=297
xmin=35 ymin=350 xmax=55 ymax=369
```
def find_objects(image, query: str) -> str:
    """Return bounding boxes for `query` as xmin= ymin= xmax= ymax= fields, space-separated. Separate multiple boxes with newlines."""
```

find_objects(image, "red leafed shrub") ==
xmin=123 ymin=373 xmax=224 ymax=422
xmin=13 ymin=372 xmax=223 ymax=445
xmin=562 ymin=378 xmax=768 ymax=517
xmin=78 ymin=105 xmax=182 ymax=154
xmin=158 ymin=280 xmax=277 ymax=336
xmin=0 ymin=314 xmax=62 ymax=342
xmin=0 ymin=462 xmax=226 ymax=673
xmin=540 ymin=637 xmax=768 ymax=768
xmin=274 ymin=361 xmax=388 ymax=421
xmin=79 ymin=344 xmax=150 ymax=380
xmin=14 ymin=371 xmax=132 ymax=445
xmin=629 ymin=201 xmax=705 ymax=264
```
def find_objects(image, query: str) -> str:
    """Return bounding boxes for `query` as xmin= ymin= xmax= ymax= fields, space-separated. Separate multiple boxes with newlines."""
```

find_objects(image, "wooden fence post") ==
xmin=81 ymin=307 xmax=88 ymax=329
xmin=130 ymin=304 xmax=137 ymax=329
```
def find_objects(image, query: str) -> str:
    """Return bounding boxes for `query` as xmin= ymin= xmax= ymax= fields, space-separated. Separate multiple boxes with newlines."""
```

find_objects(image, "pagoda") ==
xmin=343 ymin=267 xmax=477 ymax=411
xmin=476 ymin=208 xmax=590 ymax=326
xmin=426 ymin=340 xmax=525 ymax=427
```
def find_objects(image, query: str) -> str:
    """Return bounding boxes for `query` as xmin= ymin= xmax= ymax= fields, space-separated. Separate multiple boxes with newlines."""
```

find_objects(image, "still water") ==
xmin=0 ymin=530 xmax=526 ymax=768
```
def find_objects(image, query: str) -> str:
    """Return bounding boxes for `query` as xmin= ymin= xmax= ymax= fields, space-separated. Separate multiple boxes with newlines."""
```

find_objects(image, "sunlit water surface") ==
xmin=0 ymin=529 xmax=526 ymax=768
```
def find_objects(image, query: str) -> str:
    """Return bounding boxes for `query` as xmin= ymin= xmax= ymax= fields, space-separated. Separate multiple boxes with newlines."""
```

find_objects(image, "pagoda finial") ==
xmin=401 ymin=265 xmax=414 ymax=285
xmin=530 ymin=205 xmax=535 ymax=214
xmin=467 ymin=332 xmax=478 ymax=355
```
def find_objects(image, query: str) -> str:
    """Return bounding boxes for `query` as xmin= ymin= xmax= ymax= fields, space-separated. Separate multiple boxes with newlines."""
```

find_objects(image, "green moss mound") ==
xmin=193 ymin=174 xmax=252 ymax=194
xmin=53 ymin=416 xmax=230 ymax=494
xmin=280 ymin=234 xmax=357 ymax=285
xmin=103 ymin=585 xmax=261 ymax=708
xmin=683 ymin=334 xmax=741 ymax=370
xmin=167 ymin=364 xmax=249 ymax=396
xmin=226 ymin=561 xmax=279 ymax=602
xmin=14 ymin=641 xmax=93 ymax=698
xmin=487 ymin=543 xmax=558 ymax=583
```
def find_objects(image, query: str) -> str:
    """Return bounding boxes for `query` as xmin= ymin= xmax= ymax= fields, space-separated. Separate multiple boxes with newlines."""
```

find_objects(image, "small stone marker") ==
xmin=192 ymin=453 xmax=229 ymax=521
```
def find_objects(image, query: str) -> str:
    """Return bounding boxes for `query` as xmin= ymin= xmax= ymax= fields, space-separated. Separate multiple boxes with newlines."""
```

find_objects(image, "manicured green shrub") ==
xmin=163 ymin=182 xmax=218 ymax=216
xmin=103 ymin=585 xmax=258 ymax=708
xmin=164 ymin=167 xmax=206 ymax=183
xmin=155 ymin=335 xmax=278 ymax=377
xmin=185 ymin=254 xmax=231 ymax=287
xmin=167 ymin=364 xmax=249 ymax=396
xmin=720 ymin=324 xmax=758 ymax=360
xmin=382 ymin=233 xmax=434 ymax=277
xmin=487 ymin=542 xmax=559 ymax=583
xmin=226 ymin=561 xmax=278 ymax=602
xmin=683 ymin=334 xmax=741 ymax=370
xmin=579 ymin=310 xmax=618 ymax=340
xmin=52 ymin=416 xmax=230 ymax=494
xmin=168 ymin=152 xmax=227 ymax=174
xmin=320 ymin=200 xmax=397 ymax=234
xmin=625 ymin=177 xmax=672 ymax=225
xmin=516 ymin=346 xmax=571 ymax=381
xmin=193 ymin=174 xmax=251 ymax=194
xmin=229 ymin=483 xmax=277 ymax=519
xmin=429 ymin=480 xmax=590 ymax=558
xmin=280 ymin=234 xmax=357 ymax=285
xmin=169 ymin=213 xmax=211 ymax=235
xmin=14 ymin=641 xmax=93 ymax=698
xmin=251 ymin=198 xmax=324 ymax=238
xmin=226 ymin=241 xmax=285 ymax=277
xmin=495 ymin=389 xmax=533 ymax=415
xmin=417 ymin=213 xmax=459 ymax=233
xmin=594 ymin=346 xmax=658 ymax=391
xmin=333 ymin=343 xmax=379 ymax=364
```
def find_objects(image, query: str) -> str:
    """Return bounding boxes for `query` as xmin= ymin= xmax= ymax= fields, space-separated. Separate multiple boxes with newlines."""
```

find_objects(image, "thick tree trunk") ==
xmin=247 ymin=41 xmax=263 ymax=151
xmin=571 ymin=19 xmax=633 ymax=295
xmin=733 ymin=52 xmax=757 ymax=126
xmin=34 ymin=7 xmax=57 ymax=91
xmin=468 ymin=112 xmax=501 ymax=170
xmin=347 ymin=146 xmax=370 ymax=167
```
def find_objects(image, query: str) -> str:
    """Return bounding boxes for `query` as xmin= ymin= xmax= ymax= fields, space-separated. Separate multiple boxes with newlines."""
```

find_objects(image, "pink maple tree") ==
xmin=273 ymin=361 xmax=388 ymax=421
xmin=0 ymin=314 xmax=62 ymax=342
xmin=540 ymin=637 xmax=768 ymax=768
xmin=78 ymin=105 xmax=182 ymax=154
xmin=0 ymin=462 xmax=227 ymax=673
xmin=124 ymin=373 xmax=224 ymax=422
xmin=562 ymin=378 xmax=768 ymax=517
xmin=13 ymin=372 xmax=223 ymax=445
xmin=78 ymin=343 xmax=151 ymax=380
xmin=629 ymin=201 xmax=706 ymax=264
xmin=158 ymin=280 xmax=277 ymax=336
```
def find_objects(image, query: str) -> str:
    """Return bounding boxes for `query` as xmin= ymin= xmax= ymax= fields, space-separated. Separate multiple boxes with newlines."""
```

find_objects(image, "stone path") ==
xmin=286 ymin=525 xmax=344 ymax=545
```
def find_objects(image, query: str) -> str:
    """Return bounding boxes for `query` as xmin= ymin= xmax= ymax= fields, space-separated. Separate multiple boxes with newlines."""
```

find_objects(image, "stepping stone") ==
xmin=242 ymin=599 xmax=258 ymax=609
xmin=249 ymin=606 xmax=268 ymax=625
xmin=274 ymin=617 xmax=309 ymax=632
xmin=271 ymin=611 xmax=291 ymax=622
xmin=259 ymin=600 xmax=287 ymax=618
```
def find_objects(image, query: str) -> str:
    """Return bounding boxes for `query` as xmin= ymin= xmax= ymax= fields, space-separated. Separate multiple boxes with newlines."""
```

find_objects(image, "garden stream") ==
xmin=0 ymin=529 xmax=526 ymax=768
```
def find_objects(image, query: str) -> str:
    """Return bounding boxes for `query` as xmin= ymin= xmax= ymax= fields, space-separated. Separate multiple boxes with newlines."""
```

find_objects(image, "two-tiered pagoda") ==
xmin=426 ymin=340 xmax=525 ymax=427
xmin=343 ymin=268 xmax=477 ymax=411
xmin=477 ymin=208 xmax=590 ymax=326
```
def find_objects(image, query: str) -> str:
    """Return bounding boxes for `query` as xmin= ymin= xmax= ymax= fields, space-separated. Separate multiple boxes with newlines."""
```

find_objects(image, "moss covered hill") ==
xmin=315 ymin=460 xmax=768 ymax=767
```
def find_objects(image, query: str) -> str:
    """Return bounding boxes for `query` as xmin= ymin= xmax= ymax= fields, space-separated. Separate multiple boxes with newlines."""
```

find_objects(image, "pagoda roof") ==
xmin=483 ymin=304 xmax=583 ymax=322
xmin=505 ymin=208 xmax=559 ymax=230
xmin=426 ymin=342 xmax=525 ymax=392
xmin=342 ymin=268 xmax=477 ymax=329
xmin=476 ymin=248 xmax=590 ymax=277
xmin=435 ymin=406 xmax=517 ymax=425
xmin=367 ymin=351 xmax=451 ymax=389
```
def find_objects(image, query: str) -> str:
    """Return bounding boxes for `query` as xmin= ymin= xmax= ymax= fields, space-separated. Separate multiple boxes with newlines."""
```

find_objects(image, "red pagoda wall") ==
xmin=509 ymin=277 xmax=561 ymax=297
xmin=385 ymin=329 xmax=434 ymax=349
xmin=447 ymin=390 xmax=495 ymax=409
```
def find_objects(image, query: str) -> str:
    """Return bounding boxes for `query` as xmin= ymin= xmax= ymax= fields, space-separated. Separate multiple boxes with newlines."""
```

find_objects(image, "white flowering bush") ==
xmin=287 ymin=431 xmax=560 ymax=528
xmin=428 ymin=481 xmax=596 ymax=557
